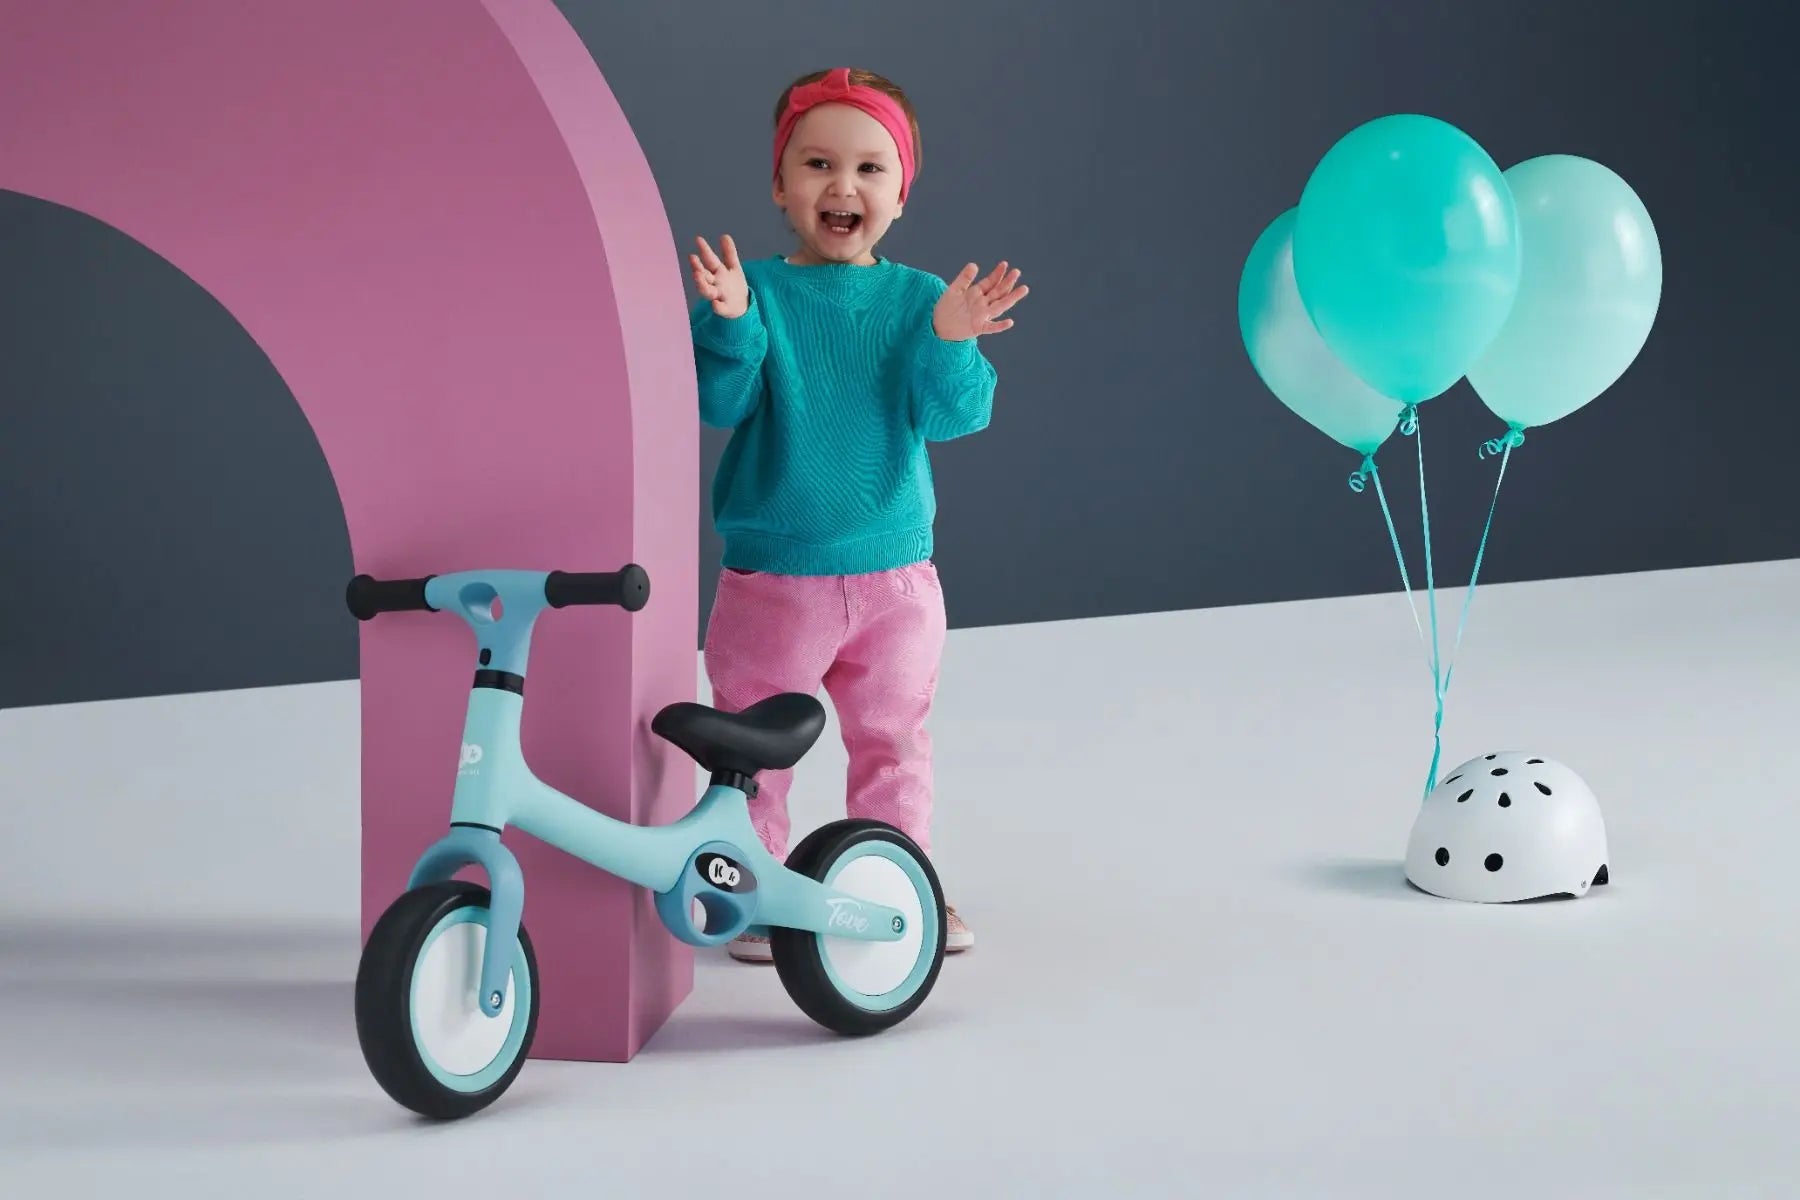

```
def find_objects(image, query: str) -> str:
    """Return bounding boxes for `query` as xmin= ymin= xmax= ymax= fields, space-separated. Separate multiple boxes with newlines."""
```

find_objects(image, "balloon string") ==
xmin=1401 ymin=405 xmax=1444 ymax=799
xmin=1441 ymin=425 xmax=1523 ymax=701
xmin=1352 ymin=453 xmax=1432 ymax=701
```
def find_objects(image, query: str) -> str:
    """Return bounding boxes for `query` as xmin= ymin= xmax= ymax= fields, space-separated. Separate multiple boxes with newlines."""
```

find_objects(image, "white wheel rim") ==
xmin=822 ymin=855 xmax=926 ymax=996
xmin=412 ymin=921 xmax=515 ymax=1076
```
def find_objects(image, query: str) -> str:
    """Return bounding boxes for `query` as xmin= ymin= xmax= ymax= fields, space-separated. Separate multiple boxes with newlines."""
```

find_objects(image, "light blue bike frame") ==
xmin=395 ymin=570 xmax=908 ymax=1018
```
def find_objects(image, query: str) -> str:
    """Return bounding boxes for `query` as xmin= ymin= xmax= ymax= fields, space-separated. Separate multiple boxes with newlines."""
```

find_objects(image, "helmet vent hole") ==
xmin=1535 ymin=781 xmax=1552 ymax=795
xmin=1484 ymin=853 xmax=1504 ymax=872
xmin=1457 ymin=789 xmax=1473 ymax=803
xmin=1527 ymin=757 xmax=1543 ymax=764
xmin=1435 ymin=847 xmax=1450 ymax=866
xmin=1491 ymin=767 xmax=1509 ymax=776
xmin=1593 ymin=864 xmax=1610 ymax=885
xmin=1498 ymin=793 xmax=1512 ymax=807
xmin=1485 ymin=754 xmax=1497 ymax=760
xmin=1443 ymin=774 xmax=1462 ymax=786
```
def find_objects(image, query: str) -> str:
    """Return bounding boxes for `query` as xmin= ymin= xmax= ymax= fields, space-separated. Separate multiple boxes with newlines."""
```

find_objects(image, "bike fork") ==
xmin=407 ymin=826 xmax=524 ymax=1018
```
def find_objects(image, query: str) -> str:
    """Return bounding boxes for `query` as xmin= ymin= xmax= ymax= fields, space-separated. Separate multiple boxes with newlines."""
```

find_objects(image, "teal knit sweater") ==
xmin=690 ymin=255 xmax=997 ymax=576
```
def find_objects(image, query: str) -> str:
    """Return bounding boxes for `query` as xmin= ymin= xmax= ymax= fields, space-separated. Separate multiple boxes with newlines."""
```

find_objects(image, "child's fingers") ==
xmin=977 ymin=265 xmax=1022 ymax=300
xmin=988 ymin=284 xmax=1029 ymax=316
xmin=695 ymin=236 xmax=725 ymax=273
xmin=689 ymin=258 xmax=718 ymax=296
xmin=720 ymin=233 xmax=742 ymax=270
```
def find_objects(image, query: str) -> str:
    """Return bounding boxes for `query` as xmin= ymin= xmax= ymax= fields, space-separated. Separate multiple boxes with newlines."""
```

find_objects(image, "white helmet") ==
xmin=1404 ymin=752 xmax=1610 ymax=903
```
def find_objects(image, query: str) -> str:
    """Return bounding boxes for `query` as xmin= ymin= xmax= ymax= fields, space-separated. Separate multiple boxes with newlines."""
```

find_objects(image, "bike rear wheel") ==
xmin=771 ymin=819 xmax=946 ymax=1036
xmin=355 ymin=880 xmax=539 ymax=1120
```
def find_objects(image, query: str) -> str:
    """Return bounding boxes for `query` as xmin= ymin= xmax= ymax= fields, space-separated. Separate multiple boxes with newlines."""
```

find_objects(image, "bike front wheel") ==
xmin=354 ymin=880 xmax=539 ymax=1120
xmin=771 ymin=819 xmax=947 ymax=1036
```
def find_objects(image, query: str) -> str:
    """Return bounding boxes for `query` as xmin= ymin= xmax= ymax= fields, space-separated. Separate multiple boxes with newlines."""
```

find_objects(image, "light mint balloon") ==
xmin=1240 ymin=208 xmax=1401 ymax=456
xmin=1293 ymin=114 xmax=1521 ymax=404
xmin=1467 ymin=155 xmax=1663 ymax=429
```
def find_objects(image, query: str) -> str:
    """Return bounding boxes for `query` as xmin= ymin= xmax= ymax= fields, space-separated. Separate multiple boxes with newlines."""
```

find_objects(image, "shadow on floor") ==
xmin=0 ymin=916 xmax=353 ymax=962
xmin=641 ymin=1010 xmax=843 ymax=1056
xmin=0 ymin=972 xmax=419 ymax=1153
xmin=1291 ymin=858 xmax=1604 ymax=905
xmin=1291 ymin=857 xmax=1428 ymax=901
xmin=0 ymin=918 xmax=412 ymax=1152
xmin=3 ymin=917 xmax=964 ymax=1151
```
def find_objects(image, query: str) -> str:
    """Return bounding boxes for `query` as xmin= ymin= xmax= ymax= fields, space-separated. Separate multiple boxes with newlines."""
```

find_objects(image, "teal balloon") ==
xmin=1293 ymin=113 xmax=1521 ymax=404
xmin=1239 ymin=208 xmax=1401 ymax=456
xmin=1467 ymin=155 xmax=1662 ymax=429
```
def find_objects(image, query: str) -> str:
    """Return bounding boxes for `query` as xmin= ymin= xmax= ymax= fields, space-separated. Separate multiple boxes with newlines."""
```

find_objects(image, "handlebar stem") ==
xmin=421 ymin=570 xmax=559 ymax=682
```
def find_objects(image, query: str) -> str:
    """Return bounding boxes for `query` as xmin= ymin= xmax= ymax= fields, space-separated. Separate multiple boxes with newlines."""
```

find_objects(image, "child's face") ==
xmin=774 ymin=104 xmax=906 ymax=266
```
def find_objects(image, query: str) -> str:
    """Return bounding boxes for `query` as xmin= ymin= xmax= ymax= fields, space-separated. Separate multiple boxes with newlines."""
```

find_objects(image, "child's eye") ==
xmin=859 ymin=163 xmax=884 ymax=173
xmin=806 ymin=158 xmax=830 ymax=169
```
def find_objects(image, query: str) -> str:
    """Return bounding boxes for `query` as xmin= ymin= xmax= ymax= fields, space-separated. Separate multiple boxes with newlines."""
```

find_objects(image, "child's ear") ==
xmin=771 ymin=174 xmax=785 ymax=207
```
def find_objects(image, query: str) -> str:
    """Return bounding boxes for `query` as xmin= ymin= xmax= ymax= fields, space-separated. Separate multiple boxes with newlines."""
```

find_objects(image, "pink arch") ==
xmin=0 ymin=0 xmax=699 ymax=1062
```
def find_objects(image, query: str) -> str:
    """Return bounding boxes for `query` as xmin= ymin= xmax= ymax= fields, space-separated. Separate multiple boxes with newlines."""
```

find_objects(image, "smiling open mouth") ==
xmin=819 ymin=210 xmax=863 ymax=235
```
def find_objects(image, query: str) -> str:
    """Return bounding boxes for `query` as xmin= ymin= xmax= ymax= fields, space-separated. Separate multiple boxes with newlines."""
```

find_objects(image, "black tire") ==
xmin=771 ymin=819 xmax=947 ymax=1036
xmin=354 ymin=880 xmax=539 ymax=1120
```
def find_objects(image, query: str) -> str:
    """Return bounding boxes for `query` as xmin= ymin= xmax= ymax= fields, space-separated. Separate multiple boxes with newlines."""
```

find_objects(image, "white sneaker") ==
xmin=945 ymin=906 xmax=974 ymax=953
xmin=727 ymin=932 xmax=772 ymax=963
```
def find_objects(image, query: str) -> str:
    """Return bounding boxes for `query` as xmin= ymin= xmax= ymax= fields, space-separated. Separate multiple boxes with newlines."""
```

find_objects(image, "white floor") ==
xmin=4 ymin=559 xmax=1799 ymax=1197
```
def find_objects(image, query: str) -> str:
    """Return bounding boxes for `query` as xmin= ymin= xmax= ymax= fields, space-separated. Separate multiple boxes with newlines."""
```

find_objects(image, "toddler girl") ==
xmin=687 ymin=66 xmax=1027 ymax=962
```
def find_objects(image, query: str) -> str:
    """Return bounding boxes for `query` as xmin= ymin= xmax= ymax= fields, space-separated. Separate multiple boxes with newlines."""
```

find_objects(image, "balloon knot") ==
xmin=1479 ymin=424 xmax=1527 ymax=459
xmin=1399 ymin=405 xmax=1420 ymax=436
xmin=1348 ymin=455 xmax=1375 ymax=493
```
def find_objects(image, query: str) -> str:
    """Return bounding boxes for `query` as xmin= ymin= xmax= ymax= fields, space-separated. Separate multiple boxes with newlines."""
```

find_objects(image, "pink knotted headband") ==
xmin=772 ymin=68 xmax=917 ymax=201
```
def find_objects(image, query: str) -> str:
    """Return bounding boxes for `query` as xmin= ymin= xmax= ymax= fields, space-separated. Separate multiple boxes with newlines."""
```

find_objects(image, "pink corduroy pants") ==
xmin=701 ymin=561 xmax=947 ymax=860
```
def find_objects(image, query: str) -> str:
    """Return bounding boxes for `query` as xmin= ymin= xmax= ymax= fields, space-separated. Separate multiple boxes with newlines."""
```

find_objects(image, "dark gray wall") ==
xmin=3 ymin=0 xmax=1791 ymax=709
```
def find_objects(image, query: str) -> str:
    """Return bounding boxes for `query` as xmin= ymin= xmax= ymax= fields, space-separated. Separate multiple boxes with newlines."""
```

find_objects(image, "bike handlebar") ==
xmin=345 ymin=564 xmax=651 ymax=621
xmin=345 ymin=574 xmax=434 ymax=621
xmin=545 ymin=565 xmax=651 ymax=611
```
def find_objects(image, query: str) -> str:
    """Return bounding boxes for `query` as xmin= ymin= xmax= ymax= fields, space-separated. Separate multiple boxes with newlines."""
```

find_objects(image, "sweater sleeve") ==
xmin=905 ymin=279 xmax=998 ymax=442
xmin=691 ymin=293 xmax=769 ymax=429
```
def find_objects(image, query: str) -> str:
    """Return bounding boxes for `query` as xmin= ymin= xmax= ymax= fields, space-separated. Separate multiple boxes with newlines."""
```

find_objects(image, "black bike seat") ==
xmin=650 ymin=692 xmax=827 ymax=776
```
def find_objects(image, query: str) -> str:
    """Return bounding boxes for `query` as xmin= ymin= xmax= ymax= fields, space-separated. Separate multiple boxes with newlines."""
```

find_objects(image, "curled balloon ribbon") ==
xmin=1480 ymin=423 xmax=1526 ymax=459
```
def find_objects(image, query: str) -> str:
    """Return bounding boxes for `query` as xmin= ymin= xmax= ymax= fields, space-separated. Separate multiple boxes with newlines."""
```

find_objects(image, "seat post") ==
xmin=711 ymin=768 xmax=758 ymax=799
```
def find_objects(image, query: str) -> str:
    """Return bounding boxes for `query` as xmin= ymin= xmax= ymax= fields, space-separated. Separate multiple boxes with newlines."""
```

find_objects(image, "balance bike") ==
xmin=346 ymin=564 xmax=947 ymax=1120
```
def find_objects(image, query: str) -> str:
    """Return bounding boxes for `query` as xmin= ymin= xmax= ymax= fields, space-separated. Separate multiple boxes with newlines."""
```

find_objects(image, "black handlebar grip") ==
xmin=345 ymin=574 xmax=437 ymax=621
xmin=544 ymin=563 xmax=651 ymax=612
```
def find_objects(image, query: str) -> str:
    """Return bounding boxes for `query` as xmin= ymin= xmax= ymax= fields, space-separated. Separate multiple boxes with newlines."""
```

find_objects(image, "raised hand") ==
xmin=932 ymin=261 xmax=1029 ymax=342
xmin=691 ymin=234 xmax=749 ymax=319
